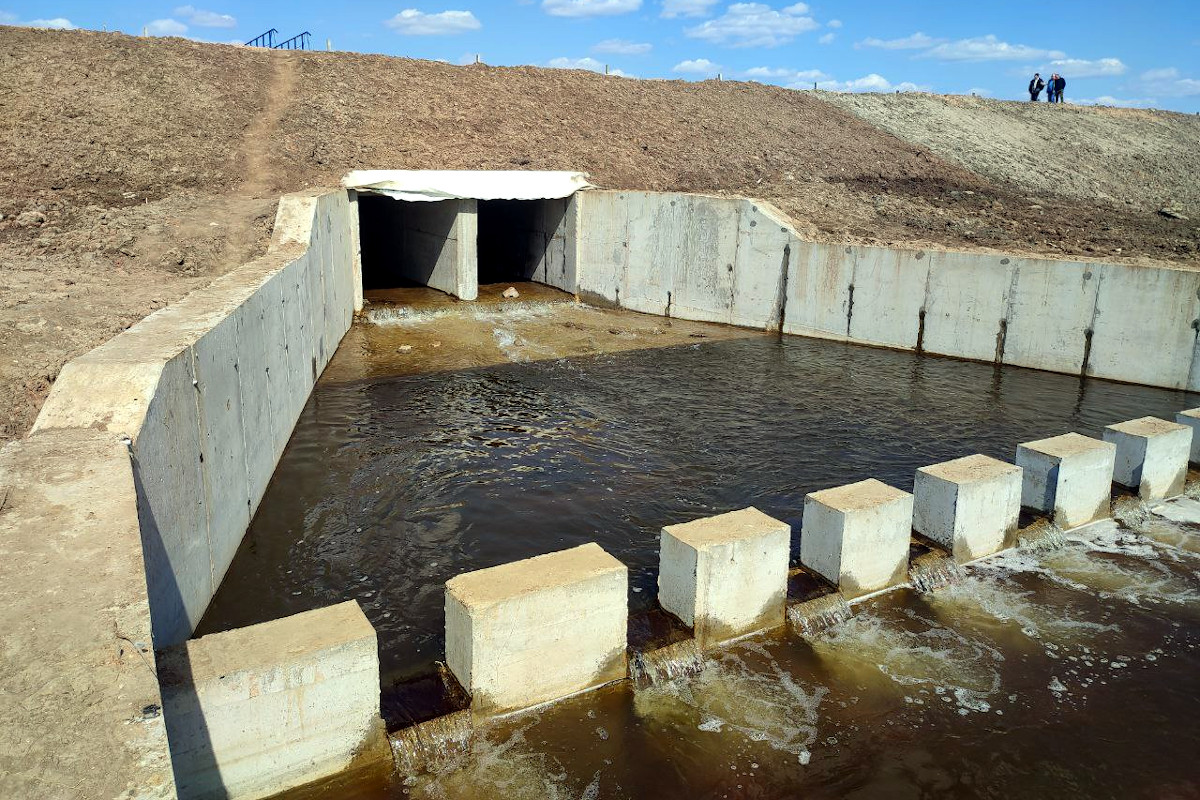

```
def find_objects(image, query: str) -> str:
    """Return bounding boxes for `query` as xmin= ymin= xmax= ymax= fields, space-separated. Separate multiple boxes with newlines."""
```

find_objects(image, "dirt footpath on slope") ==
xmin=1 ymin=26 xmax=1198 ymax=442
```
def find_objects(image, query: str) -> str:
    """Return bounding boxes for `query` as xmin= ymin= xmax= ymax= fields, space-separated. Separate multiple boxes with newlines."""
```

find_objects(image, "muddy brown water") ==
xmin=197 ymin=295 xmax=1200 ymax=798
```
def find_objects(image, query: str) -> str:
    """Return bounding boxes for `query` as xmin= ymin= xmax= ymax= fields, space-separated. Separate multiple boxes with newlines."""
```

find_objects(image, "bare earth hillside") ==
xmin=1 ymin=26 xmax=1198 ymax=441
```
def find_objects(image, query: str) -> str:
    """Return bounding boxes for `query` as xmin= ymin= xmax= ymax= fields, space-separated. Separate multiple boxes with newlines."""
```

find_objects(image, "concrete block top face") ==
xmin=1178 ymin=407 xmax=1200 ymax=421
xmin=445 ymin=543 xmax=627 ymax=611
xmin=662 ymin=506 xmax=790 ymax=549
xmin=1019 ymin=431 xmax=1116 ymax=460
xmin=159 ymin=601 xmax=375 ymax=688
xmin=1105 ymin=416 xmax=1190 ymax=439
xmin=806 ymin=478 xmax=912 ymax=513
xmin=917 ymin=454 xmax=1021 ymax=486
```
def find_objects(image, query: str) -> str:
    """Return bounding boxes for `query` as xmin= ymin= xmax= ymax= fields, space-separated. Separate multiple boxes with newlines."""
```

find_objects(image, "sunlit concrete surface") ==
xmin=1017 ymin=433 xmax=1116 ymax=529
xmin=658 ymin=507 xmax=790 ymax=647
xmin=1104 ymin=416 xmax=1192 ymax=500
xmin=913 ymin=454 xmax=1022 ymax=562
xmin=445 ymin=543 xmax=628 ymax=714
xmin=801 ymin=479 xmax=914 ymax=598
xmin=1174 ymin=408 xmax=1200 ymax=462
xmin=159 ymin=602 xmax=388 ymax=800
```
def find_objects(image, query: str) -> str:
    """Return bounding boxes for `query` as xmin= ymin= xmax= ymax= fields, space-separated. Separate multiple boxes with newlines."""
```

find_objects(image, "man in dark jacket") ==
xmin=1053 ymin=74 xmax=1066 ymax=103
xmin=1029 ymin=73 xmax=1045 ymax=101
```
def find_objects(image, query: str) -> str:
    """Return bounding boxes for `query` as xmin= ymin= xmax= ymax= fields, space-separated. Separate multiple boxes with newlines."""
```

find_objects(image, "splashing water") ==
xmin=786 ymin=593 xmax=853 ymax=637
xmin=1018 ymin=519 xmax=1068 ymax=553
xmin=365 ymin=301 xmax=572 ymax=327
xmin=909 ymin=551 xmax=967 ymax=593
xmin=1112 ymin=496 xmax=1153 ymax=531
xmin=630 ymin=639 xmax=707 ymax=689
xmin=391 ymin=710 xmax=474 ymax=776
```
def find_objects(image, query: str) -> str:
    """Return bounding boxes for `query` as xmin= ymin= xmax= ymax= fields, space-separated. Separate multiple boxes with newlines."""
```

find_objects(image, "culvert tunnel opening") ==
xmin=357 ymin=194 xmax=460 ymax=293
xmin=477 ymin=198 xmax=566 ymax=286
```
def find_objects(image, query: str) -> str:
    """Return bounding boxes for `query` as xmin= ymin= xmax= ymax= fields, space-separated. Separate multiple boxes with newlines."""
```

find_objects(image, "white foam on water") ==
xmin=808 ymin=608 xmax=1003 ymax=716
xmin=633 ymin=640 xmax=827 ymax=759
xmin=365 ymin=300 xmax=574 ymax=327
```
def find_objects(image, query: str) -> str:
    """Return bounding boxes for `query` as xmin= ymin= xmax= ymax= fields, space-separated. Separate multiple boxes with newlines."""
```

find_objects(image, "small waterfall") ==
xmin=908 ymin=551 xmax=966 ymax=593
xmin=1112 ymin=496 xmax=1152 ymax=532
xmin=1017 ymin=518 xmax=1069 ymax=552
xmin=786 ymin=592 xmax=853 ymax=637
xmin=630 ymin=639 xmax=706 ymax=689
xmin=390 ymin=710 xmax=473 ymax=775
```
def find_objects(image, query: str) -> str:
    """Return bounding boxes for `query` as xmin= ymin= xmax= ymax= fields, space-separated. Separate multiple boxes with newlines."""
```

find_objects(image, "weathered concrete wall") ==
xmin=33 ymin=189 xmax=357 ymax=648
xmin=159 ymin=602 xmax=388 ymax=800
xmin=0 ymin=430 xmax=175 ymax=800
xmin=575 ymin=189 xmax=1200 ymax=390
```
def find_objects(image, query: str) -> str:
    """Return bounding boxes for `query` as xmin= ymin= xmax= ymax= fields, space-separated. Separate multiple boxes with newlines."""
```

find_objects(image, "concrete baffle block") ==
xmin=445 ymin=543 xmax=628 ymax=714
xmin=658 ymin=507 xmax=790 ymax=647
xmin=159 ymin=601 xmax=389 ymax=800
xmin=1175 ymin=408 xmax=1200 ymax=463
xmin=1102 ymin=416 xmax=1192 ymax=500
xmin=1016 ymin=433 xmax=1116 ymax=529
xmin=800 ymin=478 xmax=914 ymax=598
xmin=913 ymin=454 xmax=1022 ymax=562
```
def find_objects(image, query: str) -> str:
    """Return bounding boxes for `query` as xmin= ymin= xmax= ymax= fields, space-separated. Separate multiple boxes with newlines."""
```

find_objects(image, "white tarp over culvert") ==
xmin=342 ymin=170 xmax=594 ymax=202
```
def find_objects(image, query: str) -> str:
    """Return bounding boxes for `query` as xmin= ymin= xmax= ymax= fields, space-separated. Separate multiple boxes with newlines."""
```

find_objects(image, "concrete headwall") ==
xmin=575 ymin=190 xmax=1200 ymax=390
xmin=33 ymin=189 xmax=357 ymax=648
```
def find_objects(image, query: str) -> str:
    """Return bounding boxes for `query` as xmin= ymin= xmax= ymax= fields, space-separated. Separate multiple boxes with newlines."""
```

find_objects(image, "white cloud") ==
xmin=921 ymin=35 xmax=1064 ymax=62
xmin=543 ymin=0 xmax=641 ymax=17
xmin=1140 ymin=67 xmax=1200 ymax=96
xmin=1043 ymin=57 xmax=1126 ymax=78
xmin=23 ymin=16 xmax=76 ymax=29
xmin=818 ymin=32 xmax=834 ymax=44
xmin=0 ymin=11 xmax=17 ymax=23
xmin=856 ymin=32 xmax=939 ymax=50
xmin=673 ymin=57 xmax=721 ymax=75
xmin=685 ymin=2 xmax=819 ymax=48
xmin=827 ymin=18 xmax=841 ymax=28
xmin=384 ymin=9 xmax=481 ymax=35
xmin=744 ymin=65 xmax=828 ymax=88
xmin=1075 ymin=96 xmax=1157 ymax=108
xmin=593 ymin=38 xmax=652 ymax=54
xmin=146 ymin=18 xmax=188 ymax=36
xmin=547 ymin=56 xmax=630 ymax=75
xmin=174 ymin=5 xmax=236 ymax=28
xmin=1141 ymin=67 xmax=1179 ymax=81
xmin=817 ymin=73 xmax=928 ymax=93
xmin=661 ymin=0 xmax=718 ymax=16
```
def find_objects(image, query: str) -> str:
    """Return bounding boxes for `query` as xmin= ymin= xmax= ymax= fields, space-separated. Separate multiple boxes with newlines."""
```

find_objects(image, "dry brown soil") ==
xmin=1 ymin=26 xmax=1198 ymax=441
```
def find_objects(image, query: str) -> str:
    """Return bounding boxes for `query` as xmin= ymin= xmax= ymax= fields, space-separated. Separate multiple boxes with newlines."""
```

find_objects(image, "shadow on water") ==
xmin=196 ymin=334 xmax=1199 ymax=686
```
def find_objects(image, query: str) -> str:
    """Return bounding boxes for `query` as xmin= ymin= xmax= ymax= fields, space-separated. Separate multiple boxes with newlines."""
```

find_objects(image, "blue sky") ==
xmin=4 ymin=1 xmax=1199 ymax=111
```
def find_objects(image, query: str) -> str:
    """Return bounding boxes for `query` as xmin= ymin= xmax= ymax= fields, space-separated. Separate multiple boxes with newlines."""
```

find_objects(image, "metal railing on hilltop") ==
xmin=244 ymin=28 xmax=313 ymax=50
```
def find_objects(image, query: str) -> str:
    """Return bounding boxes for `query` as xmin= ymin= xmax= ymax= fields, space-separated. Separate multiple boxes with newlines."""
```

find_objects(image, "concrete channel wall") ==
xmin=574 ymin=190 xmax=1200 ymax=391
xmin=33 ymin=189 xmax=357 ymax=648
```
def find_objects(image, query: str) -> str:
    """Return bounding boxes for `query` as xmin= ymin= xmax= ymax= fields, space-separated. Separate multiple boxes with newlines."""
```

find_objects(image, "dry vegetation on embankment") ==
xmin=1 ymin=25 xmax=1198 ymax=441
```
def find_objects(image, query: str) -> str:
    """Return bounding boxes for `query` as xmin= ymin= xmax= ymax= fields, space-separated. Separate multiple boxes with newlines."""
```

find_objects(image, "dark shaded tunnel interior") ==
xmin=477 ymin=199 xmax=561 ymax=285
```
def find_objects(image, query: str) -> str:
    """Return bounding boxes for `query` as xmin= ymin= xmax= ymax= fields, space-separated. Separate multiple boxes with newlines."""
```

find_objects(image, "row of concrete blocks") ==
xmin=166 ymin=411 xmax=1199 ymax=798
xmin=445 ymin=412 xmax=1200 ymax=715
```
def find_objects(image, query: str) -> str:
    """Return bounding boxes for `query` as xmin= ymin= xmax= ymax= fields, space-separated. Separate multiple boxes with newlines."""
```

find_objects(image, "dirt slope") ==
xmin=1 ymin=26 xmax=1198 ymax=441
xmin=821 ymin=91 xmax=1200 ymax=214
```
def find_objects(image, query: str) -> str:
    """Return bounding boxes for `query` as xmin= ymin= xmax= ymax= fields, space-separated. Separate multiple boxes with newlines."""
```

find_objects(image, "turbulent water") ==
xmin=630 ymin=639 xmax=707 ymax=689
xmin=786 ymin=592 xmax=853 ymax=637
xmin=908 ymin=551 xmax=967 ymax=593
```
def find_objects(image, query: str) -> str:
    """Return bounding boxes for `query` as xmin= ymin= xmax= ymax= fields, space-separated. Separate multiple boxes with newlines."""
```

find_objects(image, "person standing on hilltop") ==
xmin=1029 ymin=73 xmax=1045 ymax=101
xmin=1046 ymin=73 xmax=1058 ymax=103
xmin=1053 ymin=73 xmax=1067 ymax=103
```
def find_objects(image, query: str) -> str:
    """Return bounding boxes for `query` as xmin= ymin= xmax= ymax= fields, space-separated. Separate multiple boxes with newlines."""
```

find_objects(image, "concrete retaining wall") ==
xmin=575 ymin=190 xmax=1200 ymax=390
xmin=32 ymin=189 xmax=357 ymax=648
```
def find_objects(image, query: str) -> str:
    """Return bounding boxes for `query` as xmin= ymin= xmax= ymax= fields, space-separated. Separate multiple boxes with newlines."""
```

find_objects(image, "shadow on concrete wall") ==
xmin=132 ymin=457 xmax=226 ymax=799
